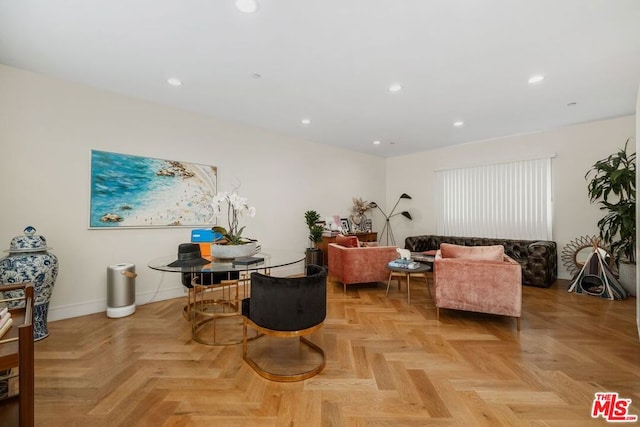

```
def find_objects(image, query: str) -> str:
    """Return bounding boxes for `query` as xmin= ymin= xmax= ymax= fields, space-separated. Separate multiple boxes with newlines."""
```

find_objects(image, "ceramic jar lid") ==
xmin=6 ymin=226 xmax=53 ymax=253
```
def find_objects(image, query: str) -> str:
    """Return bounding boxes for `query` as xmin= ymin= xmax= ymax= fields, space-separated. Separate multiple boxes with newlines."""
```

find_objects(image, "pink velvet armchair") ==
xmin=328 ymin=240 xmax=398 ymax=293
xmin=434 ymin=243 xmax=522 ymax=330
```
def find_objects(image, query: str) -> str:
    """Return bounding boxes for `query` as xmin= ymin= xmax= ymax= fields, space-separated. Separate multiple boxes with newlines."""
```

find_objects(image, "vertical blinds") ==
xmin=436 ymin=157 xmax=552 ymax=240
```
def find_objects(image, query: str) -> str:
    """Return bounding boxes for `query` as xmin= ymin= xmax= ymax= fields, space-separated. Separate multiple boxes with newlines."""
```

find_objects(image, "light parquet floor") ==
xmin=31 ymin=278 xmax=639 ymax=426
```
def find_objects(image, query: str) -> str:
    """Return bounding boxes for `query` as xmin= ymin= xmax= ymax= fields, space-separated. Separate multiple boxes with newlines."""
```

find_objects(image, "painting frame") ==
xmin=89 ymin=150 xmax=217 ymax=229
xmin=340 ymin=218 xmax=351 ymax=233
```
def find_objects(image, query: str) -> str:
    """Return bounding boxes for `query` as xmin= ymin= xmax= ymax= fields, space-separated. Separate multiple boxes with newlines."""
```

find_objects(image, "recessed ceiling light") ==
xmin=528 ymin=75 xmax=544 ymax=84
xmin=301 ymin=118 xmax=311 ymax=125
xmin=453 ymin=121 xmax=464 ymax=127
xmin=567 ymin=102 xmax=577 ymax=107
xmin=373 ymin=140 xmax=381 ymax=145
xmin=236 ymin=0 xmax=259 ymax=13
xmin=388 ymin=83 xmax=403 ymax=92
xmin=167 ymin=78 xmax=182 ymax=86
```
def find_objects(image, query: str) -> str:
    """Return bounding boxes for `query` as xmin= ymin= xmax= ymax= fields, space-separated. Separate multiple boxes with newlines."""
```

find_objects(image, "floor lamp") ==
xmin=369 ymin=193 xmax=412 ymax=246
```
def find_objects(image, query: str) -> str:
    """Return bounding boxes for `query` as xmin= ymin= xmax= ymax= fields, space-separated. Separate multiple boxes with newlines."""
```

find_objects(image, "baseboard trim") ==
xmin=46 ymin=264 xmax=305 ymax=321
xmin=47 ymin=286 xmax=185 ymax=322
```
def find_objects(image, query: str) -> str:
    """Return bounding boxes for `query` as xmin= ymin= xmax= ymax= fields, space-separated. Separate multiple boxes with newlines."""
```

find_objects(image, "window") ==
xmin=436 ymin=157 xmax=552 ymax=240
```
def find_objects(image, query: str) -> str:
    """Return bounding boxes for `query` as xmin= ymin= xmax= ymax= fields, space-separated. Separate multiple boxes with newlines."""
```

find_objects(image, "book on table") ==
xmin=388 ymin=259 xmax=420 ymax=269
xmin=410 ymin=252 xmax=435 ymax=263
xmin=232 ymin=256 xmax=265 ymax=266
xmin=0 ymin=310 xmax=11 ymax=328
xmin=0 ymin=317 xmax=13 ymax=339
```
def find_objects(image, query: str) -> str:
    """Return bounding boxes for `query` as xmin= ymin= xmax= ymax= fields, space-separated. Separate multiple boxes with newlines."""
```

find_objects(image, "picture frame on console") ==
xmin=340 ymin=218 xmax=351 ymax=233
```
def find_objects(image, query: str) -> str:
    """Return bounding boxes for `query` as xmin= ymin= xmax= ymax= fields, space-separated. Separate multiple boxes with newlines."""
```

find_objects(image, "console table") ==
xmin=317 ymin=232 xmax=377 ymax=265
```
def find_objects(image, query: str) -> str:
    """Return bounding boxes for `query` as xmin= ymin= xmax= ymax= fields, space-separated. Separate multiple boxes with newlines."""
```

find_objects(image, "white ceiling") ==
xmin=1 ymin=0 xmax=639 ymax=157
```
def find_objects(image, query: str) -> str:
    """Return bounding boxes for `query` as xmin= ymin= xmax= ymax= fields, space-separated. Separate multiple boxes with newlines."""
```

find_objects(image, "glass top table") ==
xmin=148 ymin=248 xmax=305 ymax=274
xmin=148 ymin=248 xmax=306 ymax=346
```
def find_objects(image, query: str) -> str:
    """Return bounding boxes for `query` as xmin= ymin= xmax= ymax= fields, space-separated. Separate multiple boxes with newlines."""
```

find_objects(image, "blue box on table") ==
xmin=191 ymin=229 xmax=223 ymax=242
xmin=191 ymin=229 xmax=213 ymax=242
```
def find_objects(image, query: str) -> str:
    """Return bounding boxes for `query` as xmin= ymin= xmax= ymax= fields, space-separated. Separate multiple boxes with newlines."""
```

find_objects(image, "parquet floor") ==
xmin=31 ymin=278 xmax=639 ymax=426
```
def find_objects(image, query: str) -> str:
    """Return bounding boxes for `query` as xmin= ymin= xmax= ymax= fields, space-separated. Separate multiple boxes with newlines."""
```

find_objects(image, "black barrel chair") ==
xmin=241 ymin=264 xmax=327 ymax=382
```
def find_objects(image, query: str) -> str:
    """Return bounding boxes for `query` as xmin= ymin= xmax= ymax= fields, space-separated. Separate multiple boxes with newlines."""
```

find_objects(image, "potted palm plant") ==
xmin=305 ymin=210 xmax=325 ymax=266
xmin=585 ymin=139 xmax=636 ymax=295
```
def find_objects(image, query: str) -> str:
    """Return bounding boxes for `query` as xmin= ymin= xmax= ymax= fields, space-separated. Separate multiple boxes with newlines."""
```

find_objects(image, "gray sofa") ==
xmin=404 ymin=235 xmax=557 ymax=288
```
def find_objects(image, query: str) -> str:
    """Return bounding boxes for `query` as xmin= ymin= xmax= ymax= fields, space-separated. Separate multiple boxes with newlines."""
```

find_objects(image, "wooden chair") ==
xmin=241 ymin=265 xmax=327 ymax=382
xmin=0 ymin=283 xmax=35 ymax=427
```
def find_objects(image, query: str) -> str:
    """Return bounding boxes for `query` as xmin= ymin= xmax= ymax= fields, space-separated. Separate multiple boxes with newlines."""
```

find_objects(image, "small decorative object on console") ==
xmin=350 ymin=197 xmax=372 ymax=233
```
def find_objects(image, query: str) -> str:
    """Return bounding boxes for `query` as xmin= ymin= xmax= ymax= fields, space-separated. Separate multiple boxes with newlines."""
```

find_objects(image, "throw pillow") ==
xmin=440 ymin=243 xmax=504 ymax=261
xmin=335 ymin=234 xmax=359 ymax=248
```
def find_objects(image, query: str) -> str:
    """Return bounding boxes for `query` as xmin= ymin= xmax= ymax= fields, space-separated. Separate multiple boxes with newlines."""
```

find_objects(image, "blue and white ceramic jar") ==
xmin=0 ymin=226 xmax=59 ymax=340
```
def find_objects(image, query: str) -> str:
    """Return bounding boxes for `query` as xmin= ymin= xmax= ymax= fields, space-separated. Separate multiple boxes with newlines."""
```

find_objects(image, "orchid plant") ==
xmin=210 ymin=191 xmax=256 ymax=245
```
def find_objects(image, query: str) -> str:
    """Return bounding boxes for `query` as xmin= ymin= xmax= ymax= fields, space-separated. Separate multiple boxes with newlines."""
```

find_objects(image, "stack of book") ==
xmin=0 ymin=306 xmax=12 ymax=339
xmin=388 ymin=259 xmax=420 ymax=270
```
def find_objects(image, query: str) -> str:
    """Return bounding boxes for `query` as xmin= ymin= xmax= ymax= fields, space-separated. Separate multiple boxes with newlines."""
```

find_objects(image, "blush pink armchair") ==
xmin=328 ymin=242 xmax=398 ymax=293
xmin=434 ymin=243 xmax=522 ymax=330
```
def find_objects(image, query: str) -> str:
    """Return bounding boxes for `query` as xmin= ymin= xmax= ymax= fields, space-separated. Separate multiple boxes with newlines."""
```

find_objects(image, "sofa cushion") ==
xmin=335 ymin=234 xmax=359 ymax=248
xmin=440 ymin=243 xmax=504 ymax=261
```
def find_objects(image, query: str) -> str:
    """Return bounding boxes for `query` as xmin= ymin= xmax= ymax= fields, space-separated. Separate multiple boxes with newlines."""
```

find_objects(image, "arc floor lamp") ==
xmin=369 ymin=193 xmax=412 ymax=246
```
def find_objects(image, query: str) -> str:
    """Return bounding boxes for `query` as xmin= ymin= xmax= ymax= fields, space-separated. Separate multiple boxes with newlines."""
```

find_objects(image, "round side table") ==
xmin=386 ymin=263 xmax=431 ymax=304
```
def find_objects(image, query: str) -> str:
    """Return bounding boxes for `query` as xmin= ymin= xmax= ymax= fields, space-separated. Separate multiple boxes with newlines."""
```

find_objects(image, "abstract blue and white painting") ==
xmin=90 ymin=150 xmax=217 ymax=228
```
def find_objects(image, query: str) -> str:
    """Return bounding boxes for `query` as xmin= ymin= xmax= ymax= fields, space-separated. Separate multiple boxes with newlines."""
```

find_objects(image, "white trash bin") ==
xmin=107 ymin=263 xmax=137 ymax=318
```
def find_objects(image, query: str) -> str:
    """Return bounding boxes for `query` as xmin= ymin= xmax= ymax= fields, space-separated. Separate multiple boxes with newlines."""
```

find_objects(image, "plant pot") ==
xmin=210 ymin=242 xmax=259 ymax=260
xmin=618 ymin=261 xmax=637 ymax=297
xmin=306 ymin=248 xmax=323 ymax=267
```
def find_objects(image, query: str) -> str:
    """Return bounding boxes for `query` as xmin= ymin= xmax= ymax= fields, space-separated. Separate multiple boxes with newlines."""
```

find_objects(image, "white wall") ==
xmin=0 ymin=64 xmax=387 ymax=320
xmin=1 ymin=63 xmax=636 ymax=321
xmin=385 ymin=115 xmax=636 ymax=280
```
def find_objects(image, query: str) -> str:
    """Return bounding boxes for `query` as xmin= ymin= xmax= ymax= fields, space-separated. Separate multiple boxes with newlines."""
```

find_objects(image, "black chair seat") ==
xmin=242 ymin=264 xmax=327 ymax=382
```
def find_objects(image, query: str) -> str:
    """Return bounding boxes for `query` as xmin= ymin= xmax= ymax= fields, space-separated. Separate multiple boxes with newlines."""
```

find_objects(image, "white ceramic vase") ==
xmin=210 ymin=242 xmax=258 ymax=260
